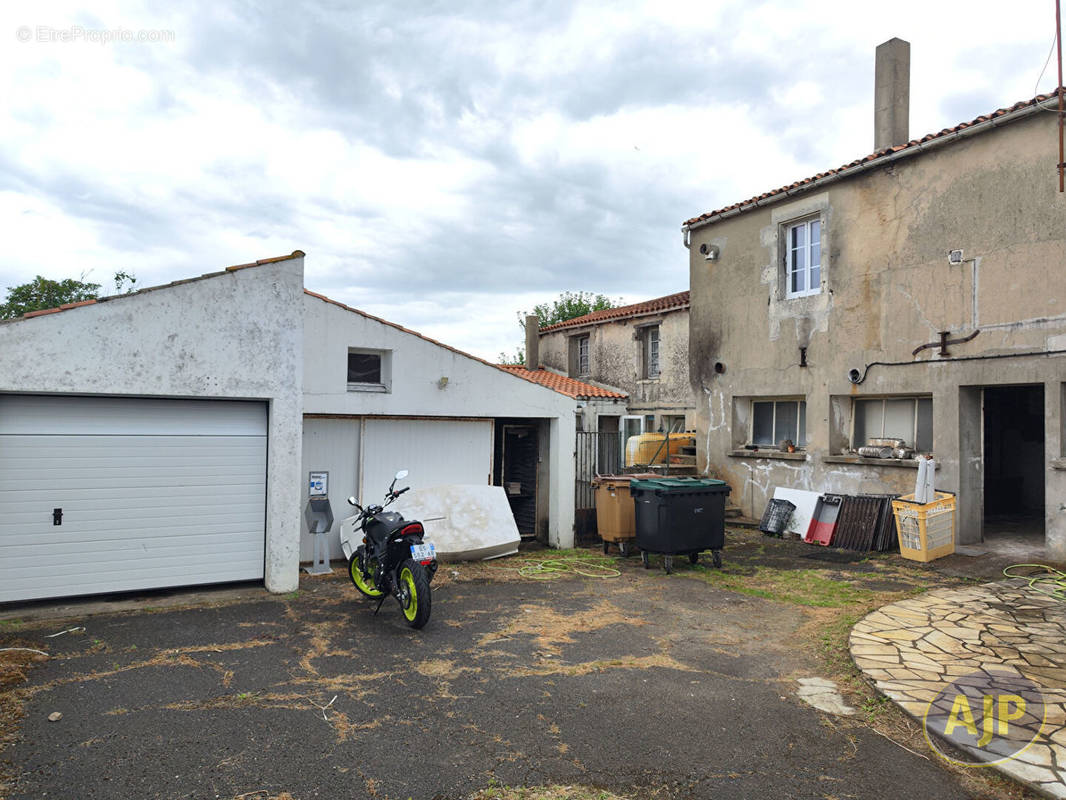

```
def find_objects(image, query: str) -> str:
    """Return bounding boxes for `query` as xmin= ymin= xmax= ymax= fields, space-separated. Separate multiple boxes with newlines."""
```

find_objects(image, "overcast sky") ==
xmin=1 ymin=1 xmax=1060 ymax=360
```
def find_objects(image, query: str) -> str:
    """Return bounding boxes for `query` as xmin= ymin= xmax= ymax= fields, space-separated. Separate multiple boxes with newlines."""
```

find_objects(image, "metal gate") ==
xmin=575 ymin=430 xmax=621 ymax=538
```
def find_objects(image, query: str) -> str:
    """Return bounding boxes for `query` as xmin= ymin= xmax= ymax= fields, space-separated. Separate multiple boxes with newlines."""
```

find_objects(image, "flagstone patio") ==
xmin=850 ymin=578 xmax=1066 ymax=798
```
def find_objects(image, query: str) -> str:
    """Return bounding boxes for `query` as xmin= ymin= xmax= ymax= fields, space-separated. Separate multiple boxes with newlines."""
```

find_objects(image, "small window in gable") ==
xmin=347 ymin=348 xmax=391 ymax=393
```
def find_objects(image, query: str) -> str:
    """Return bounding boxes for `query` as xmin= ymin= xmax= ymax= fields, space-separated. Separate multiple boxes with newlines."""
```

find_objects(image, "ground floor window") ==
xmin=751 ymin=399 xmax=806 ymax=448
xmin=853 ymin=397 xmax=932 ymax=451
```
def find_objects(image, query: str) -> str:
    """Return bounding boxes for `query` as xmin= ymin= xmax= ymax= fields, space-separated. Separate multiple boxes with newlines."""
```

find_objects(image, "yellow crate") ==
xmin=891 ymin=491 xmax=956 ymax=562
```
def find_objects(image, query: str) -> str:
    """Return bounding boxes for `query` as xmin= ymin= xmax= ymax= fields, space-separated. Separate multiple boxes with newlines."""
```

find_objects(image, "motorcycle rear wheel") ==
xmin=397 ymin=559 xmax=432 ymax=629
xmin=348 ymin=547 xmax=384 ymax=598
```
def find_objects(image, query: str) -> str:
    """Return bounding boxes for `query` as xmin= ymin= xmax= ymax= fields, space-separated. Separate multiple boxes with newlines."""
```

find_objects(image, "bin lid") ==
xmin=630 ymin=477 xmax=728 ymax=492
xmin=592 ymin=473 xmax=662 ymax=487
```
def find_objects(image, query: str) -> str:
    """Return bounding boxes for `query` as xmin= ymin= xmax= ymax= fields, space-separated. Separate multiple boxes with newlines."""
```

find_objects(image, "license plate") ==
xmin=410 ymin=543 xmax=436 ymax=561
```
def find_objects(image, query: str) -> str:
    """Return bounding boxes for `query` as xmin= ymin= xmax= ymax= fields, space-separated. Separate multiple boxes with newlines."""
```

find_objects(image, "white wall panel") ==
xmin=360 ymin=419 xmax=492 ymax=505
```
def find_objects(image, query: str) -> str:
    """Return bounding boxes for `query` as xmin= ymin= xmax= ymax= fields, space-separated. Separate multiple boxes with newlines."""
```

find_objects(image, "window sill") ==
xmin=1051 ymin=458 xmax=1066 ymax=471
xmin=347 ymin=383 xmax=389 ymax=393
xmin=823 ymin=455 xmax=935 ymax=469
xmin=639 ymin=377 xmax=661 ymax=383
xmin=729 ymin=449 xmax=807 ymax=461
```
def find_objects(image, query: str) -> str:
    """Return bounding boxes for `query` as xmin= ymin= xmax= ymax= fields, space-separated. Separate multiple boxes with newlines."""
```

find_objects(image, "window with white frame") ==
xmin=347 ymin=348 xmax=391 ymax=392
xmin=642 ymin=325 xmax=660 ymax=379
xmin=853 ymin=397 xmax=932 ymax=452
xmin=785 ymin=217 xmax=821 ymax=298
xmin=751 ymin=399 xmax=807 ymax=447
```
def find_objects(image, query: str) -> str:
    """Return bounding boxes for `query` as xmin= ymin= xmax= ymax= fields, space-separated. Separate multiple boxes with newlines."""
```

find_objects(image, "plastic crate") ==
xmin=891 ymin=491 xmax=956 ymax=562
xmin=759 ymin=498 xmax=796 ymax=537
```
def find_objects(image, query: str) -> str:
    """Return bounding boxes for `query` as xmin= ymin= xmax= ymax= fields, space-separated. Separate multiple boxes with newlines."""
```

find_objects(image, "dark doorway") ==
xmin=983 ymin=385 xmax=1044 ymax=545
xmin=493 ymin=421 xmax=539 ymax=539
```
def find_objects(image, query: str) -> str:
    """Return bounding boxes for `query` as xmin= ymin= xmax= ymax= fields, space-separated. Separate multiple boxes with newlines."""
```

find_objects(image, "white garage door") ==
xmin=0 ymin=396 xmax=267 ymax=603
xmin=360 ymin=419 xmax=492 ymax=503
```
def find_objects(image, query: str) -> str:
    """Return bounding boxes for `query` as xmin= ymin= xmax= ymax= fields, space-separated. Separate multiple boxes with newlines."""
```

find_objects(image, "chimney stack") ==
xmin=524 ymin=315 xmax=540 ymax=369
xmin=874 ymin=38 xmax=910 ymax=151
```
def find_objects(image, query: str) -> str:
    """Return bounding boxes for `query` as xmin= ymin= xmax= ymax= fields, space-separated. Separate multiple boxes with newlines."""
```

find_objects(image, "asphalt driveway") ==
xmin=2 ymin=561 xmax=988 ymax=799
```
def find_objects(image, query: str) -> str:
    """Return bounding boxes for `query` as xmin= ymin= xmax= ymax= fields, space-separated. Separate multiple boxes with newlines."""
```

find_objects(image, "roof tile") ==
xmin=497 ymin=366 xmax=627 ymax=400
xmin=683 ymin=89 xmax=1062 ymax=228
xmin=539 ymin=290 xmax=689 ymax=333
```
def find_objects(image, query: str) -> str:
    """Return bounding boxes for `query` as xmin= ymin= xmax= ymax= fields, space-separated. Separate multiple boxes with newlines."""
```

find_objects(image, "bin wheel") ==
xmin=603 ymin=541 xmax=610 ymax=555
xmin=641 ymin=551 xmax=650 ymax=569
xmin=618 ymin=541 xmax=631 ymax=557
xmin=688 ymin=552 xmax=700 ymax=565
xmin=663 ymin=555 xmax=673 ymax=575
xmin=712 ymin=550 xmax=723 ymax=569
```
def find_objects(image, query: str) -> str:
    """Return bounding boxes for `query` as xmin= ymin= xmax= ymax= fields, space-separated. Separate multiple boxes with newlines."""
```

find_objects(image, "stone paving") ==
xmin=850 ymin=578 xmax=1066 ymax=798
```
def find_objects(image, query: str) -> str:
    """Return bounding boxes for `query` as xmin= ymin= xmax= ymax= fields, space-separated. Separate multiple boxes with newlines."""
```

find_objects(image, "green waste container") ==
xmin=630 ymin=477 xmax=730 ymax=573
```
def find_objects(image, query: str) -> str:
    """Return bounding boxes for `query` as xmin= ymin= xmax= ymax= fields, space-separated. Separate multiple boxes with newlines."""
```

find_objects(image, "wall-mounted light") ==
xmin=699 ymin=243 xmax=720 ymax=261
xmin=437 ymin=376 xmax=449 ymax=389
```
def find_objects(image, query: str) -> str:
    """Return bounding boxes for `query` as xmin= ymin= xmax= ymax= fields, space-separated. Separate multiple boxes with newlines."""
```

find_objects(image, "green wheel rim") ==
xmin=351 ymin=557 xmax=383 ymax=597
xmin=400 ymin=567 xmax=418 ymax=621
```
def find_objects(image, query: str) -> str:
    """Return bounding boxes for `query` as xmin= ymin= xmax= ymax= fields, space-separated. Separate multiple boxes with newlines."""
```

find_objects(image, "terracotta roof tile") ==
xmin=683 ymin=89 xmax=1063 ymax=228
xmin=539 ymin=290 xmax=689 ymax=333
xmin=496 ymin=366 xmax=627 ymax=400
xmin=1 ymin=251 xmax=306 ymax=325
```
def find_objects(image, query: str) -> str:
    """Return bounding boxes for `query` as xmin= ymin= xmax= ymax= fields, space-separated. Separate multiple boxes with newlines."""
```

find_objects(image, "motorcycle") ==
xmin=339 ymin=470 xmax=438 ymax=629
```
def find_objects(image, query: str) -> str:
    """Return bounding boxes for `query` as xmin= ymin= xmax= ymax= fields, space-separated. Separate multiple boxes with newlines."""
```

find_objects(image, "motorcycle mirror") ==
xmin=394 ymin=469 xmax=409 ymax=480
xmin=347 ymin=496 xmax=358 ymax=506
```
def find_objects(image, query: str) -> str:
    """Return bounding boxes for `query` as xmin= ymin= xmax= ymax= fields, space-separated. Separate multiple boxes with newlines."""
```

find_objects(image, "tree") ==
xmin=0 ymin=271 xmax=138 ymax=319
xmin=498 ymin=291 xmax=619 ymax=365
xmin=525 ymin=291 xmax=618 ymax=329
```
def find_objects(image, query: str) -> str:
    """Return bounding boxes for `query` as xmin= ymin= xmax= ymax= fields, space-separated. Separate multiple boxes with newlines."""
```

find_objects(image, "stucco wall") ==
xmin=538 ymin=308 xmax=694 ymax=428
xmin=302 ymin=294 xmax=577 ymax=547
xmin=687 ymin=111 xmax=1066 ymax=558
xmin=0 ymin=256 xmax=306 ymax=592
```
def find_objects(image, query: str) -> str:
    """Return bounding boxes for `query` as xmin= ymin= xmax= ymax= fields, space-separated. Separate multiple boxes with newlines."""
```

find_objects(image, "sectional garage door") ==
xmin=0 ymin=396 xmax=267 ymax=603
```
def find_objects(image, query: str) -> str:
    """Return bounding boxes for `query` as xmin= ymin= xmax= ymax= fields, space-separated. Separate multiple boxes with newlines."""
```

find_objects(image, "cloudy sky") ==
xmin=1 ymin=1 xmax=1060 ymax=360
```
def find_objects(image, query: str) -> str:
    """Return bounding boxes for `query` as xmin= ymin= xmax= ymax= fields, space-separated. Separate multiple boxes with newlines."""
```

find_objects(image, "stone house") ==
xmin=682 ymin=39 xmax=1066 ymax=560
xmin=532 ymin=291 xmax=694 ymax=441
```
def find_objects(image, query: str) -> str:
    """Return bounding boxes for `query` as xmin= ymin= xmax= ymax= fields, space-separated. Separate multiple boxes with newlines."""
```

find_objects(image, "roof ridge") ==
xmin=3 ymin=251 xmax=306 ymax=325
xmin=683 ymin=88 xmax=1064 ymax=228
xmin=539 ymin=290 xmax=690 ymax=333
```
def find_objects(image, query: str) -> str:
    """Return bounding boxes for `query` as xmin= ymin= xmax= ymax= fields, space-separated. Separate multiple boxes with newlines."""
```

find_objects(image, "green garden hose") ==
xmin=509 ymin=556 xmax=622 ymax=580
xmin=1002 ymin=564 xmax=1066 ymax=601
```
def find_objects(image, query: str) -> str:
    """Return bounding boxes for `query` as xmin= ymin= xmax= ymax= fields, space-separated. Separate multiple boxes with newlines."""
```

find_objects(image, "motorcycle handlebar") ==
xmin=395 ymin=486 xmax=410 ymax=497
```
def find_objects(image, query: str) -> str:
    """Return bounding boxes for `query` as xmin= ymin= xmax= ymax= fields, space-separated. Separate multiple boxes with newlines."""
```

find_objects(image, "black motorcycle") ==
xmin=340 ymin=470 xmax=438 ymax=629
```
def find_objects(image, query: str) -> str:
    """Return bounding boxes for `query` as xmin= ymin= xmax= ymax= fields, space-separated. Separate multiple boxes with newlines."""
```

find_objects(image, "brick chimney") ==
xmin=524 ymin=315 xmax=540 ymax=369
xmin=874 ymin=38 xmax=910 ymax=151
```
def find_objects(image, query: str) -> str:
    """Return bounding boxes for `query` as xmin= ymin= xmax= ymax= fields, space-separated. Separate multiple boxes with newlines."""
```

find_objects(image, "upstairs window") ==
xmin=786 ymin=218 xmax=821 ymax=298
xmin=569 ymin=335 xmax=590 ymax=377
xmin=347 ymin=348 xmax=391 ymax=393
xmin=752 ymin=399 xmax=807 ymax=448
xmin=642 ymin=325 xmax=660 ymax=379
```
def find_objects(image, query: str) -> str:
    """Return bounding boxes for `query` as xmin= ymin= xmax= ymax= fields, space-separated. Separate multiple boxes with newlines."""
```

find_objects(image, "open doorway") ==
xmin=983 ymin=385 xmax=1044 ymax=555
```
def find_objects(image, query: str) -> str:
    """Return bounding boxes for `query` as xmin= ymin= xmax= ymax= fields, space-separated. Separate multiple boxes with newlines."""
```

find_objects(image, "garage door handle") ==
xmin=53 ymin=508 xmax=62 ymax=526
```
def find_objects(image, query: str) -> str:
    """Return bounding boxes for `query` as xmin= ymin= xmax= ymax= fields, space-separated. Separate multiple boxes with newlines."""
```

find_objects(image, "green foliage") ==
xmin=497 ymin=347 xmax=526 ymax=366
xmin=0 ymin=276 xmax=101 ymax=319
xmin=0 ymin=271 xmax=138 ymax=319
xmin=523 ymin=291 xmax=618 ymax=329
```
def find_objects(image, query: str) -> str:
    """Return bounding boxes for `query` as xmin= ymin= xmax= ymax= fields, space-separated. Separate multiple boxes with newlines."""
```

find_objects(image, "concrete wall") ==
xmin=686 ymin=111 xmax=1066 ymax=558
xmin=302 ymin=293 xmax=577 ymax=547
xmin=538 ymin=308 xmax=694 ymax=430
xmin=0 ymin=256 xmax=306 ymax=592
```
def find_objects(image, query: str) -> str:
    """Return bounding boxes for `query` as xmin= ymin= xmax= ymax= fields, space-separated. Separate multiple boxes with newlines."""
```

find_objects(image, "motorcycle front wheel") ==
xmin=348 ymin=547 xmax=384 ymax=598
xmin=397 ymin=559 xmax=432 ymax=629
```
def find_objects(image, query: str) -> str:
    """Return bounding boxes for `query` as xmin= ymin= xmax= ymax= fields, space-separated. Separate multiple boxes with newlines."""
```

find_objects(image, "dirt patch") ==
xmin=477 ymin=599 xmax=640 ymax=656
